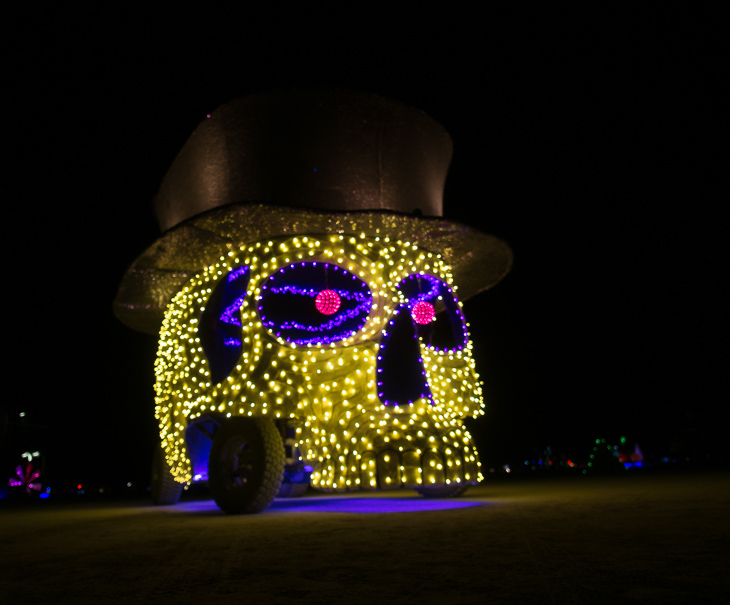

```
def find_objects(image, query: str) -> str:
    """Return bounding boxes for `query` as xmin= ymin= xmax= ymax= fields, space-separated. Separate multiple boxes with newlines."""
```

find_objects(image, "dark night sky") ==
xmin=5 ymin=8 xmax=723 ymax=488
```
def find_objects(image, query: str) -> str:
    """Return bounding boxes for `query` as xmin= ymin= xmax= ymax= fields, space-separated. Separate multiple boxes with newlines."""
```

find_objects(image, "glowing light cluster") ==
xmin=315 ymin=289 xmax=341 ymax=315
xmin=10 ymin=463 xmax=41 ymax=494
xmin=154 ymin=234 xmax=485 ymax=490
xmin=411 ymin=301 xmax=435 ymax=324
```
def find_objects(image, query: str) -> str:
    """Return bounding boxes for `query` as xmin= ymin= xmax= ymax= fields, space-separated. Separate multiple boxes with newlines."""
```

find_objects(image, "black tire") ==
xmin=414 ymin=484 xmax=469 ymax=498
xmin=277 ymin=482 xmax=309 ymax=498
xmin=208 ymin=417 xmax=284 ymax=514
xmin=151 ymin=444 xmax=184 ymax=505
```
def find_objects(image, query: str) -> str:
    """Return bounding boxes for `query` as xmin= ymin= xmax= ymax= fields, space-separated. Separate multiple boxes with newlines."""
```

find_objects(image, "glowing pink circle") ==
xmin=412 ymin=301 xmax=436 ymax=325
xmin=315 ymin=289 xmax=341 ymax=315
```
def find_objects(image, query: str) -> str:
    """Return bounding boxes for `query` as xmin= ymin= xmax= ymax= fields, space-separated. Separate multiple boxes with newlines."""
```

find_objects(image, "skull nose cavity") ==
xmin=376 ymin=306 xmax=431 ymax=406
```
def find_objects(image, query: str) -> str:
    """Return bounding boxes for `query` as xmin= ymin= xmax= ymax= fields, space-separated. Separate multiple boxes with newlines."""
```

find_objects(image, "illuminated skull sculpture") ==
xmin=114 ymin=90 xmax=512 ymax=512
xmin=155 ymin=233 xmax=484 ymax=492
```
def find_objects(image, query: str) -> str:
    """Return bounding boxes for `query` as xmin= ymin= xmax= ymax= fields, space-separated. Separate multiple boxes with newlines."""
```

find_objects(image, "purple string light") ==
xmin=265 ymin=285 xmax=369 ymax=302
xmin=220 ymin=295 xmax=246 ymax=327
xmin=396 ymin=273 xmax=469 ymax=351
xmin=271 ymin=299 xmax=372 ymax=334
xmin=217 ymin=266 xmax=250 ymax=328
xmin=228 ymin=266 xmax=249 ymax=282
xmin=259 ymin=261 xmax=373 ymax=345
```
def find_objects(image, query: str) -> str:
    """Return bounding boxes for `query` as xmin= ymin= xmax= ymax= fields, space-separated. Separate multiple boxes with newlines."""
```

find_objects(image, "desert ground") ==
xmin=1 ymin=471 xmax=728 ymax=604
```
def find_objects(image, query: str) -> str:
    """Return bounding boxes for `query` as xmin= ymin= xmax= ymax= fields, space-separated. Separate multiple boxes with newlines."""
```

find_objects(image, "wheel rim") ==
xmin=220 ymin=436 xmax=255 ymax=490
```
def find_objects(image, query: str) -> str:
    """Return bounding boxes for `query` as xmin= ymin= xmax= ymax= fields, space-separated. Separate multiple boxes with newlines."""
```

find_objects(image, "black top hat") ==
xmin=114 ymin=89 xmax=512 ymax=334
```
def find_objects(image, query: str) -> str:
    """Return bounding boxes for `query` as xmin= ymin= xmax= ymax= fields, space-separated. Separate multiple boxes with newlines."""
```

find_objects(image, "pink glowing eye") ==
xmin=315 ymin=289 xmax=341 ymax=315
xmin=412 ymin=301 xmax=435 ymax=325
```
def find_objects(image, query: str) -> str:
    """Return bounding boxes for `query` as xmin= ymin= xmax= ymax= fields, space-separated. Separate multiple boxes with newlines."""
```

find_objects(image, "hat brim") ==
xmin=113 ymin=202 xmax=513 ymax=334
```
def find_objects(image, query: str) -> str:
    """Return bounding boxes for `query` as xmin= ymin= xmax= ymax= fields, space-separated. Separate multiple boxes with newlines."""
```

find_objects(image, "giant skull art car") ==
xmin=154 ymin=234 xmax=483 ymax=511
xmin=114 ymin=91 xmax=512 ymax=513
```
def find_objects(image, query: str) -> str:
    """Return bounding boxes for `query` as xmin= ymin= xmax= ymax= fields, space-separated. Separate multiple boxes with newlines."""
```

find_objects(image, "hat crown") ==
xmin=154 ymin=90 xmax=453 ymax=232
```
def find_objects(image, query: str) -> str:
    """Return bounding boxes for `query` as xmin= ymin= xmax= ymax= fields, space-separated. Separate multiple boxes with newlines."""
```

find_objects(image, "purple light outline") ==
xmin=376 ymin=272 xmax=473 ymax=407
xmin=228 ymin=266 xmax=249 ymax=282
xmin=377 ymin=306 xmax=432 ymax=407
xmin=220 ymin=295 xmax=246 ymax=327
xmin=218 ymin=266 xmax=250 ymax=329
xmin=406 ymin=273 xmax=441 ymax=303
xmin=396 ymin=272 xmax=469 ymax=352
xmin=266 ymin=285 xmax=370 ymax=302
xmin=258 ymin=261 xmax=373 ymax=346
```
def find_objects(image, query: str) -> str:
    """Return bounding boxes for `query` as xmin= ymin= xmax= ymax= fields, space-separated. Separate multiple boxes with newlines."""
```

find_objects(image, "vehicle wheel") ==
xmin=209 ymin=417 xmax=284 ymax=514
xmin=414 ymin=484 xmax=469 ymax=498
xmin=277 ymin=482 xmax=309 ymax=498
xmin=151 ymin=444 xmax=184 ymax=505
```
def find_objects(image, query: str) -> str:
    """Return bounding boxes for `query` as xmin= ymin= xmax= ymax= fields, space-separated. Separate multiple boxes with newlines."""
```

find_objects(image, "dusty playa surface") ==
xmin=2 ymin=472 xmax=728 ymax=604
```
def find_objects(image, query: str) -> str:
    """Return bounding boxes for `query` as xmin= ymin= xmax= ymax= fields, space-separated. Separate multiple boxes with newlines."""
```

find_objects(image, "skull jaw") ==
xmin=305 ymin=422 xmax=482 ymax=492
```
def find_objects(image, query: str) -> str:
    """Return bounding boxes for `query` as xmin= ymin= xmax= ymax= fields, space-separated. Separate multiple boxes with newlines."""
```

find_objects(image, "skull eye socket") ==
xmin=199 ymin=265 xmax=251 ymax=384
xmin=376 ymin=273 xmax=468 ymax=407
xmin=398 ymin=274 xmax=468 ymax=351
xmin=259 ymin=262 xmax=372 ymax=346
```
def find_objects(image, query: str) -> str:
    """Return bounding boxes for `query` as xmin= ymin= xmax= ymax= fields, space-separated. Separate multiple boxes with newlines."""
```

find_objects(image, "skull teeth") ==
xmin=308 ymin=427 xmax=481 ymax=491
